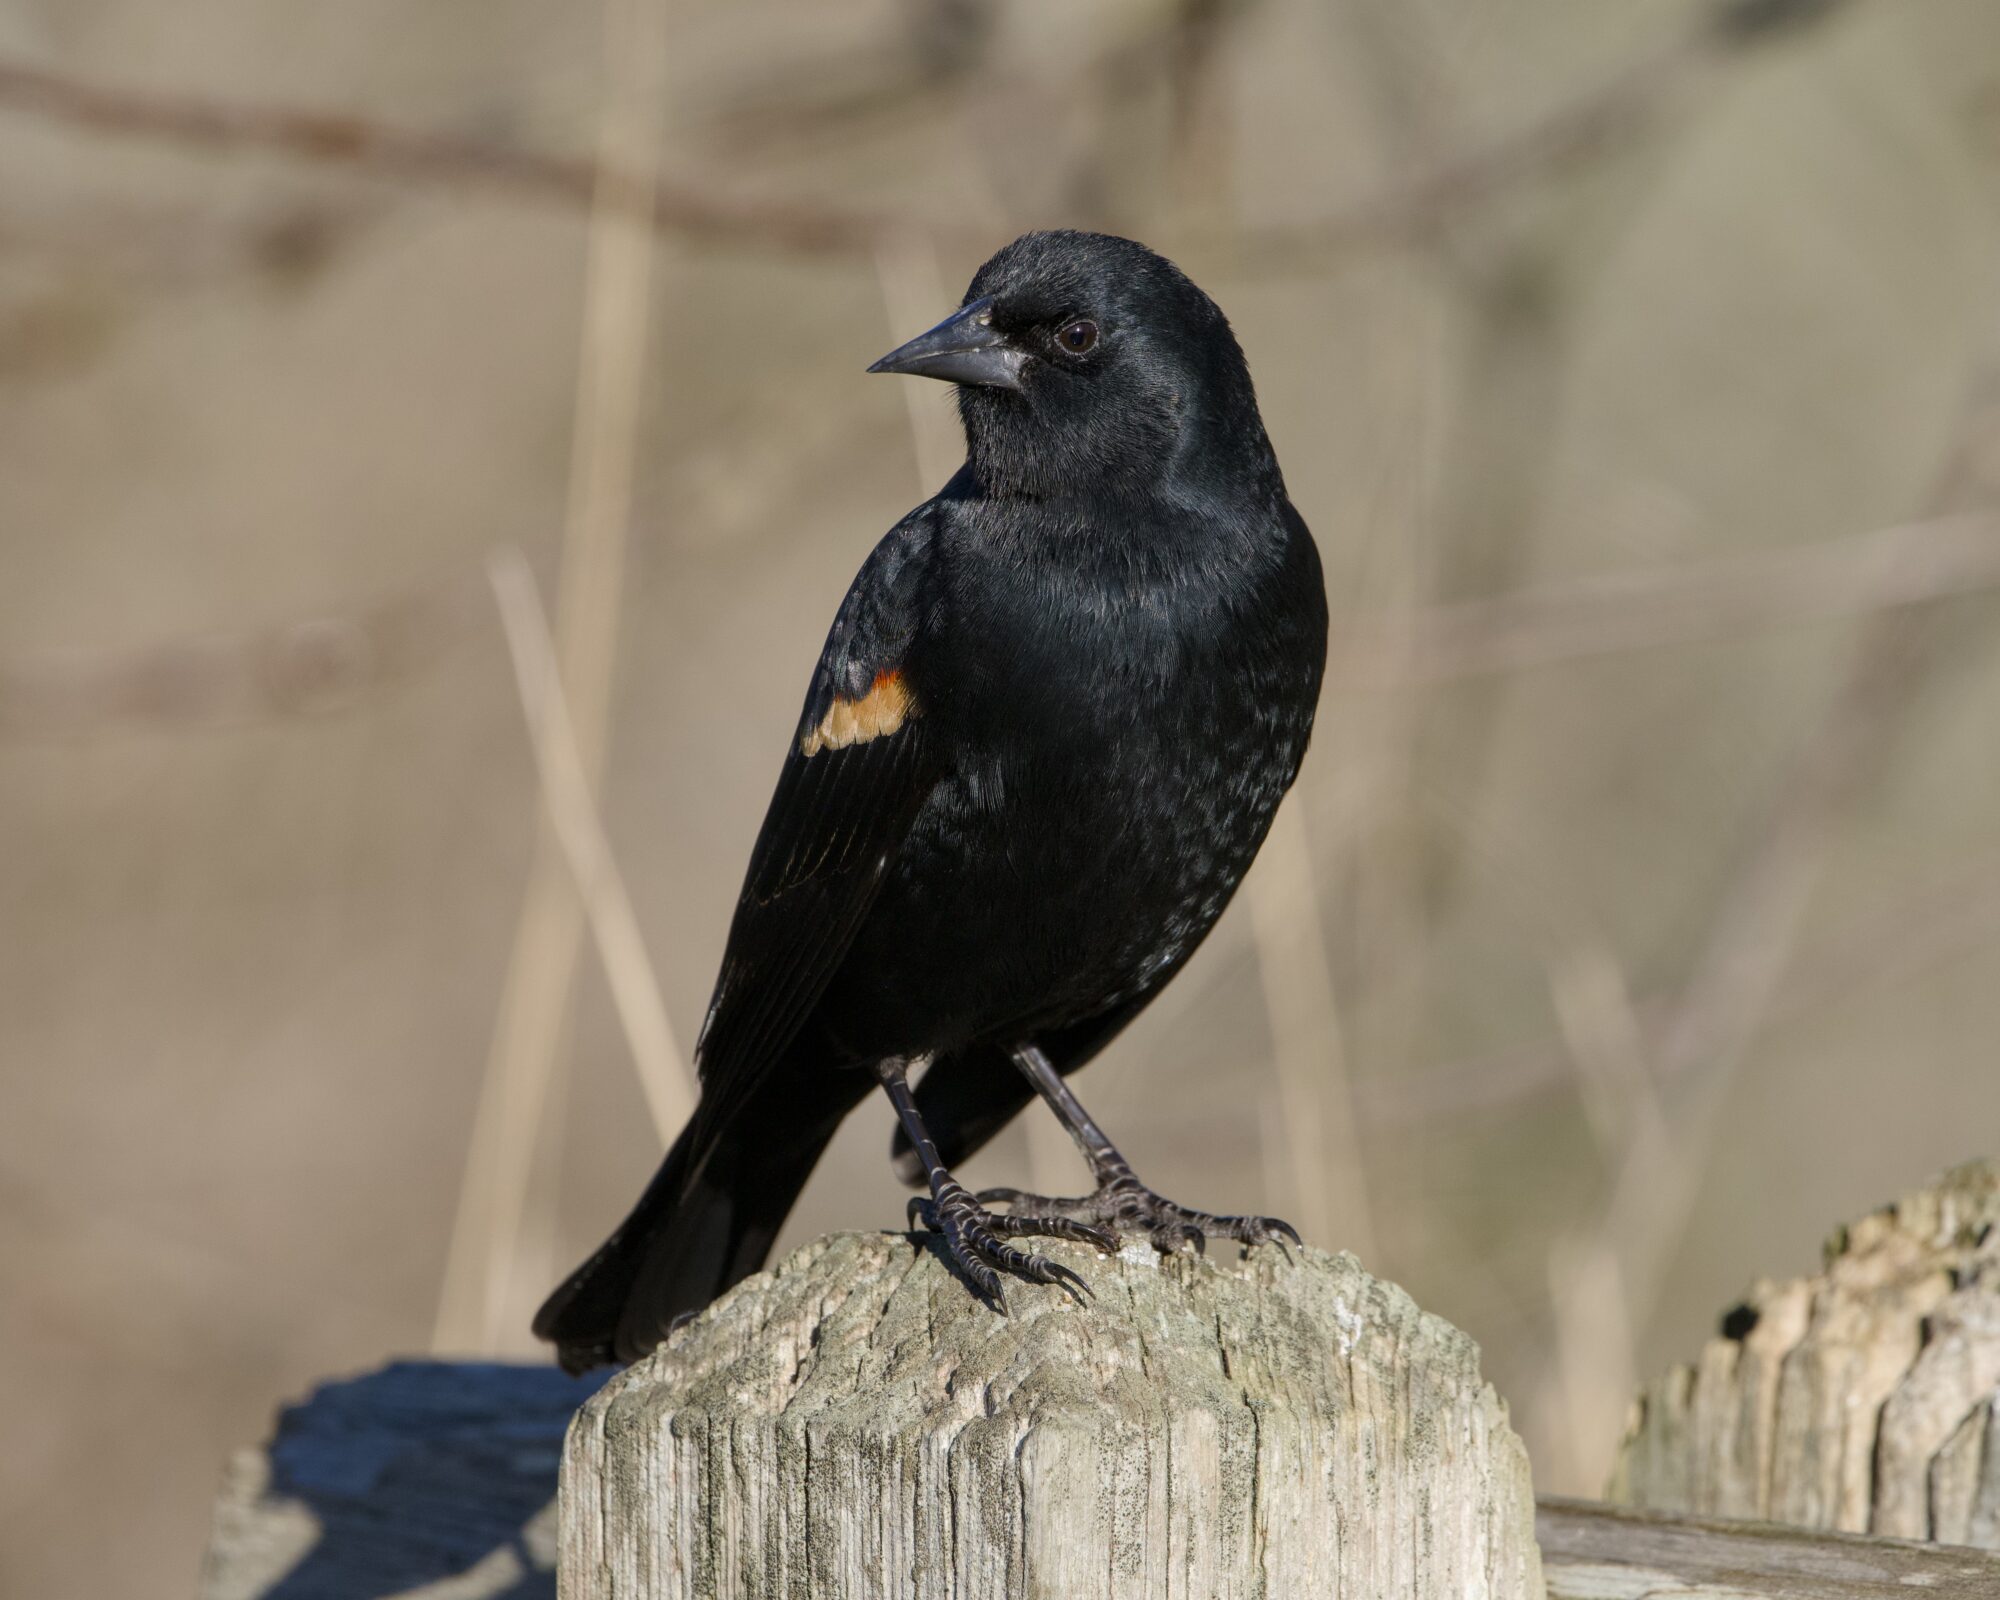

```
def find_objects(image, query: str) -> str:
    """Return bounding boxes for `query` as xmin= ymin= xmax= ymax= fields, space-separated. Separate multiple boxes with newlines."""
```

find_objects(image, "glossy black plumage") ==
xmin=535 ymin=230 xmax=1328 ymax=1372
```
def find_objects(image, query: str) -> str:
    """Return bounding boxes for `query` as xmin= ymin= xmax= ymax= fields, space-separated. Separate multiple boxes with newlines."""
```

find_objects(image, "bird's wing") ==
xmin=690 ymin=511 xmax=941 ymax=1141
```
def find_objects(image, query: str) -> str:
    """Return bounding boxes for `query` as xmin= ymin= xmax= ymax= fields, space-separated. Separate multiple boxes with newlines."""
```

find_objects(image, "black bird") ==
xmin=535 ymin=230 xmax=1328 ymax=1371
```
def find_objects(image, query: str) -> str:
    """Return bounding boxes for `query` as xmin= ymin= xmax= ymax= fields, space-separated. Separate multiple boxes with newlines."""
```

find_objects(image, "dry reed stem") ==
xmin=1122 ymin=507 xmax=2000 ymax=1085
xmin=1224 ymin=8 xmax=1455 ymax=1277
xmin=1530 ymin=376 xmax=2000 ymax=1488
xmin=431 ymin=0 xmax=671 ymax=1356
xmin=1239 ymin=290 xmax=1449 ymax=1270
xmin=1370 ymin=850 xmax=2000 ymax=1132
xmin=1262 ymin=290 xmax=1446 ymax=1269
xmin=1542 ymin=1234 xmax=1642 ymax=1499
xmin=1392 ymin=511 xmax=2000 ymax=685
xmin=1164 ymin=0 xmax=1235 ymax=227
xmin=1539 ymin=942 xmax=1681 ymax=1489
xmin=1527 ymin=722 xmax=1857 ymax=1478
xmin=486 ymin=548 xmax=694 ymax=1146
xmin=1623 ymin=417 xmax=2000 ymax=1283
xmin=1339 ymin=312 xmax=1452 ymax=1218
xmin=872 ymin=232 xmax=963 ymax=494
xmin=1546 ymin=943 xmax=1667 ymax=1165
xmin=1246 ymin=798 xmax=1379 ymax=1264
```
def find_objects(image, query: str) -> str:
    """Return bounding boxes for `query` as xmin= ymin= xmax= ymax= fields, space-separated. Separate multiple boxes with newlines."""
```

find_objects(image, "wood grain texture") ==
xmin=1610 ymin=1159 xmax=2000 ymax=1546
xmin=559 ymin=1231 xmax=1542 ymax=1599
xmin=1540 ymin=1497 xmax=2000 ymax=1599
xmin=197 ymin=1353 xmax=2000 ymax=1597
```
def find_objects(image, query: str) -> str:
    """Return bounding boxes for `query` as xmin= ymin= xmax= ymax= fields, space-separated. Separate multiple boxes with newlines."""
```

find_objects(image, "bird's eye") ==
xmin=1057 ymin=318 xmax=1098 ymax=355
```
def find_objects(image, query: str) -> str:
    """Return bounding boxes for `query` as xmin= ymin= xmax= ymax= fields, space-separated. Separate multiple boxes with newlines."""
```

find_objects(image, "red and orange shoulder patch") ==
xmin=800 ymin=669 xmax=916 ymax=756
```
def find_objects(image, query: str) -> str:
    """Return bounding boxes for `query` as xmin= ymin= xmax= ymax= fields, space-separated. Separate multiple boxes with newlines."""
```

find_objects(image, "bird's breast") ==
xmin=872 ymin=603 xmax=1312 ymax=1039
xmin=816 ymin=506 xmax=1324 ymax=1059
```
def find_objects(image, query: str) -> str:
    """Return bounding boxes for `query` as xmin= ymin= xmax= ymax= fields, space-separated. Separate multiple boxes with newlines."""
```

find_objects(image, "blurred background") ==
xmin=7 ymin=0 xmax=2000 ymax=1592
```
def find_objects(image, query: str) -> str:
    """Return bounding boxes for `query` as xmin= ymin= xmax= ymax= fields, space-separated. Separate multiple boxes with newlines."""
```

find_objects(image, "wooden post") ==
xmin=1610 ymin=1159 xmax=2000 ymax=1546
xmin=198 ymin=1282 xmax=2000 ymax=1595
xmin=558 ymin=1232 xmax=1543 ymax=1599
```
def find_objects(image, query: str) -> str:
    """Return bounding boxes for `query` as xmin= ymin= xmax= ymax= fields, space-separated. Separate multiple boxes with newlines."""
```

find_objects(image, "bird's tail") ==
xmin=533 ymin=1060 xmax=869 ymax=1372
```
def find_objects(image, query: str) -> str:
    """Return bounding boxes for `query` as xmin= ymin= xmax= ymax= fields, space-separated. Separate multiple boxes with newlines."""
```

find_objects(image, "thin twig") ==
xmin=872 ymin=232 xmax=963 ymax=492
xmin=486 ymin=546 xmax=694 ymax=1146
xmin=1374 ymin=512 xmax=2000 ymax=686
xmin=1248 ymin=291 xmax=1448 ymax=1265
xmin=1588 ymin=414 xmax=2000 ymax=1364
xmin=1367 ymin=851 xmax=2000 ymax=1132
xmin=1539 ymin=941 xmax=1678 ymax=1490
xmin=1247 ymin=799 xmax=1380 ymax=1263
xmin=1525 ymin=359 xmax=2000 ymax=1481
xmin=1165 ymin=0 xmax=1235 ymax=227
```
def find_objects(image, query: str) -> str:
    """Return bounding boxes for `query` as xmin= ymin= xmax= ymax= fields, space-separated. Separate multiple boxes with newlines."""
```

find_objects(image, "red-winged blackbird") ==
xmin=536 ymin=230 xmax=1327 ymax=1371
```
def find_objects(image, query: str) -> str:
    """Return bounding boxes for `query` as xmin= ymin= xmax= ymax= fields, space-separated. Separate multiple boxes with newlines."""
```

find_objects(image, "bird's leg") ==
xmin=876 ymin=1055 xmax=1113 ymax=1311
xmin=978 ymin=1043 xmax=1301 ymax=1254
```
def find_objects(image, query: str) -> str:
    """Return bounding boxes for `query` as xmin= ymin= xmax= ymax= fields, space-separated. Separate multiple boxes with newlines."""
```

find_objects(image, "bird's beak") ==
xmin=867 ymin=297 xmax=1025 ymax=391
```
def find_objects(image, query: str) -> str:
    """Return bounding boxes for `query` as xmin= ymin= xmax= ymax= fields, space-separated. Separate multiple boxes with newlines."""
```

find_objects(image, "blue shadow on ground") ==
xmin=238 ymin=1359 xmax=608 ymax=1600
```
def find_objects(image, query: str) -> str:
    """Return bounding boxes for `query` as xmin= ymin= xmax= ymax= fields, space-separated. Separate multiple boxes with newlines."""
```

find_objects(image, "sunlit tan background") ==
xmin=8 ymin=0 xmax=2000 ymax=1593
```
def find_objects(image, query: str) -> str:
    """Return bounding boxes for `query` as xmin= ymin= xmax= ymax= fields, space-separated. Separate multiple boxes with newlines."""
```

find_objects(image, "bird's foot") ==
xmin=906 ymin=1179 xmax=1114 ymax=1312
xmin=979 ymin=1164 xmax=1300 ymax=1257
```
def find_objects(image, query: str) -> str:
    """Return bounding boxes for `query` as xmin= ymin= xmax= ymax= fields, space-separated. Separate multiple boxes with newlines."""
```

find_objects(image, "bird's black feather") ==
xmin=535 ymin=517 xmax=939 ymax=1365
xmin=688 ymin=510 xmax=940 ymax=1137
xmin=537 ymin=229 xmax=1328 ymax=1365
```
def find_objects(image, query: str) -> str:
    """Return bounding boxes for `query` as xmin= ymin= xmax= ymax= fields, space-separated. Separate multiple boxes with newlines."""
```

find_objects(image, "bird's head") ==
xmin=869 ymin=230 xmax=1279 ymax=503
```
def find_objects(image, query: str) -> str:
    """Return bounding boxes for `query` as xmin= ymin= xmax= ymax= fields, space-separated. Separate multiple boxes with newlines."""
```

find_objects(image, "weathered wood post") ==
xmin=559 ymin=1231 xmax=1543 ymax=1599
xmin=1610 ymin=1159 xmax=2000 ymax=1547
xmin=199 ymin=1205 xmax=2000 ymax=1597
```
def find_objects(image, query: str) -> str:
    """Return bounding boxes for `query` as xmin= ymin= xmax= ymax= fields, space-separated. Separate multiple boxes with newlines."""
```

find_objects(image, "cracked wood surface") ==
xmin=1610 ymin=1160 xmax=2000 ymax=1548
xmin=197 ymin=1296 xmax=2000 ymax=1597
xmin=559 ymin=1231 xmax=1542 ymax=1599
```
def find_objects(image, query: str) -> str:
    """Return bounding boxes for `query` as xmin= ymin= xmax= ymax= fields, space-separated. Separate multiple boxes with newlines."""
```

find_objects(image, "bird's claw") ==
xmin=978 ymin=1172 xmax=1299 ymax=1258
xmin=909 ymin=1180 xmax=1097 ymax=1308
